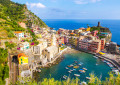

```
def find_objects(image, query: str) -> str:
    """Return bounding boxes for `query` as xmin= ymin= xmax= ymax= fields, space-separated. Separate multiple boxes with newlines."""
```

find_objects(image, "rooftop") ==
xmin=14 ymin=31 xmax=23 ymax=33
xmin=46 ymin=46 xmax=58 ymax=52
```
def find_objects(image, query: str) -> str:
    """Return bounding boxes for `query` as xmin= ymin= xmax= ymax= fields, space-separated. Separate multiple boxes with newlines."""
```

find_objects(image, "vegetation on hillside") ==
xmin=5 ymin=41 xmax=17 ymax=50
xmin=27 ymin=28 xmax=39 ymax=45
xmin=90 ymin=26 xmax=111 ymax=33
xmin=0 ymin=48 xmax=9 ymax=85
xmin=0 ymin=0 xmax=47 ymax=39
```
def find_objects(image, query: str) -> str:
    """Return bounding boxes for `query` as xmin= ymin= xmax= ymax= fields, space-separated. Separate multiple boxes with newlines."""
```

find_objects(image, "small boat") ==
xmin=74 ymin=74 xmax=80 ymax=77
xmin=63 ymin=75 xmax=67 ymax=79
xmin=65 ymin=67 xmax=69 ymax=69
xmin=83 ymin=68 xmax=87 ymax=70
xmin=93 ymin=56 xmax=98 ymax=59
xmin=68 ymin=71 xmax=71 ymax=73
xmin=68 ymin=65 xmax=72 ymax=67
xmin=81 ymin=70 xmax=86 ymax=73
xmin=73 ymin=69 xmax=76 ymax=71
xmin=79 ymin=62 xmax=83 ymax=64
xmin=109 ymin=64 xmax=113 ymax=68
xmin=70 ymin=64 xmax=74 ymax=67
xmin=96 ymin=64 xmax=98 ymax=65
xmin=73 ymin=65 xmax=79 ymax=68
xmin=79 ymin=71 xmax=85 ymax=74
xmin=79 ymin=69 xmax=85 ymax=73
xmin=79 ymin=69 xmax=84 ymax=71
xmin=86 ymin=77 xmax=91 ymax=80
xmin=112 ymin=70 xmax=119 ymax=75
xmin=70 ymin=69 xmax=74 ymax=71
xmin=80 ymin=81 xmax=87 ymax=85
xmin=112 ymin=68 xmax=118 ymax=70
xmin=74 ymin=61 xmax=78 ymax=63
xmin=103 ymin=60 xmax=107 ymax=63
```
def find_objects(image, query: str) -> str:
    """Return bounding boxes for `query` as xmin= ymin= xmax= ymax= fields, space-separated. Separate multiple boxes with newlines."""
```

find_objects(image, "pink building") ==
xmin=64 ymin=36 xmax=69 ymax=44
xmin=78 ymin=36 xmax=101 ymax=53
xmin=101 ymin=38 xmax=105 ymax=50
xmin=57 ymin=36 xmax=65 ymax=46
xmin=91 ymin=30 xmax=98 ymax=36
xmin=58 ymin=28 xmax=65 ymax=34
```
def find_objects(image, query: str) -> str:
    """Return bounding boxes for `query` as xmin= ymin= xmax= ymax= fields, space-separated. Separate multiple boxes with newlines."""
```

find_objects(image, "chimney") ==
xmin=98 ymin=22 xmax=100 ymax=27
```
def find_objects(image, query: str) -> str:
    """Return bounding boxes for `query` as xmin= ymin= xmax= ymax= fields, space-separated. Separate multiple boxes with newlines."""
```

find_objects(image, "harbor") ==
xmin=37 ymin=52 xmax=112 ymax=81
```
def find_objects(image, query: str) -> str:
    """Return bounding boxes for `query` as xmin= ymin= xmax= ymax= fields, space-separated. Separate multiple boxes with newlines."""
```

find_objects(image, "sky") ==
xmin=11 ymin=0 xmax=120 ymax=19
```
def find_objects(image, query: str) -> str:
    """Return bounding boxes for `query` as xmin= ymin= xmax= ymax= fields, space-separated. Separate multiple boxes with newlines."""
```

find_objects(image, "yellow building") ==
xmin=86 ymin=27 xmax=91 ymax=31
xmin=36 ymin=34 xmax=42 ymax=38
xmin=69 ymin=37 xmax=78 ymax=47
xmin=18 ymin=53 xmax=28 ymax=65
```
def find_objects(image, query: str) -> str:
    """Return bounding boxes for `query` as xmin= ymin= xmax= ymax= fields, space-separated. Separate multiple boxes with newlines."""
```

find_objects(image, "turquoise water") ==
xmin=38 ymin=52 xmax=111 ymax=81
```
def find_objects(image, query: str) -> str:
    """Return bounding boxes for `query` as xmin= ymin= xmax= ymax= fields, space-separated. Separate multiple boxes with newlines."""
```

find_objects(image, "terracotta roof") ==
xmin=18 ymin=53 xmax=28 ymax=58
xmin=14 ymin=31 xmax=23 ymax=33
xmin=70 ymin=33 xmax=75 ymax=35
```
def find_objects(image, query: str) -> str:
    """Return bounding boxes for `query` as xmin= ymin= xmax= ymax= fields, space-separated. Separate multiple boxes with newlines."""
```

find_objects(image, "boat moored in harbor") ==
xmin=74 ymin=74 xmax=80 ymax=77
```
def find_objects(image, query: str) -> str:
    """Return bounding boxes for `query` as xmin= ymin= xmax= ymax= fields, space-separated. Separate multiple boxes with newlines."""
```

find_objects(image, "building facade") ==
xmin=14 ymin=31 xmax=24 ymax=40
xmin=43 ymin=46 xmax=59 ymax=62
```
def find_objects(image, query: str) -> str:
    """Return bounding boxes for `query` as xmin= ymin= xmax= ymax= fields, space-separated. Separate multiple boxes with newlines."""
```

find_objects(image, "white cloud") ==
xmin=74 ymin=0 xmax=101 ymax=4
xmin=26 ymin=2 xmax=46 ymax=8
xmin=91 ymin=0 xmax=101 ymax=3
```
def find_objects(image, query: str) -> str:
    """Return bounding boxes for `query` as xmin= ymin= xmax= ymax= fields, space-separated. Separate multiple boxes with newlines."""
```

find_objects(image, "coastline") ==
xmin=78 ymin=49 xmax=120 ymax=71
xmin=39 ymin=46 xmax=120 ymax=72
xmin=42 ymin=47 xmax=81 ymax=68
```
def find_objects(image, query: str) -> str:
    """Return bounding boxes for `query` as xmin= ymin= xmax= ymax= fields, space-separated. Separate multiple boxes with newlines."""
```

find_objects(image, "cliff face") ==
xmin=0 ymin=0 xmax=47 ymax=39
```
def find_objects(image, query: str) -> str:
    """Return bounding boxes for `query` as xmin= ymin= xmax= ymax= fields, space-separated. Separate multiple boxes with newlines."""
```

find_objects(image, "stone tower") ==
xmin=97 ymin=22 xmax=100 ymax=27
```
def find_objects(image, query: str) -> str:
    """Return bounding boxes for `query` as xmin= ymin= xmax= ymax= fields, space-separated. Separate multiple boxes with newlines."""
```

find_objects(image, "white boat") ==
xmin=112 ymin=68 xmax=118 ymax=70
xmin=109 ymin=64 xmax=113 ymax=67
xmin=83 ymin=68 xmax=87 ymax=70
xmin=70 ymin=64 xmax=74 ymax=67
xmin=80 ymin=81 xmax=87 ymax=85
xmin=74 ymin=74 xmax=80 ymax=77
xmin=93 ymin=56 xmax=98 ymax=59
xmin=86 ymin=77 xmax=91 ymax=80
xmin=73 ymin=69 xmax=76 ymax=71
xmin=103 ymin=60 xmax=107 ymax=63
xmin=112 ymin=69 xmax=119 ymax=75
xmin=68 ymin=71 xmax=71 ymax=73
xmin=63 ymin=75 xmax=67 ymax=79
xmin=65 ymin=67 xmax=69 ymax=69
xmin=70 ymin=69 xmax=73 ymax=71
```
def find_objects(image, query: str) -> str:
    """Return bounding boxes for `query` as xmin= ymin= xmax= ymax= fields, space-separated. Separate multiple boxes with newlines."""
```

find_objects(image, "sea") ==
xmin=43 ymin=19 xmax=120 ymax=45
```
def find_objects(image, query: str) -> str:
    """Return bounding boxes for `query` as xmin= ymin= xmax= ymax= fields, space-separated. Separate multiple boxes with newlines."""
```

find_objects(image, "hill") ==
xmin=0 ymin=0 xmax=47 ymax=39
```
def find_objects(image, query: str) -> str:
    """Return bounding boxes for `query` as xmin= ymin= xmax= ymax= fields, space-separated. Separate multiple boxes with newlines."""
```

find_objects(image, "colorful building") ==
xmin=43 ymin=46 xmax=59 ymax=62
xmin=18 ymin=42 xmax=30 ymax=51
xmin=14 ymin=31 xmax=24 ymax=40
xmin=86 ymin=27 xmax=91 ymax=31
xmin=18 ymin=53 xmax=28 ymax=65
xmin=57 ymin=36 xmax=64 ymax=46
xmin=91 ymin=30 xmax=98 ymax=36
xmin=31 ymin=41 xmax=47 ymax=57
xmin=68 ymin=37 xmax=78 ymax=47
xmin=18 ymin=22 xmax=27 ymax=29
xmin=64 ymin=36 xmax=69 ymax=45
xmin=101 ymin=38 xmax=105 ymax=50
xmin=78 ymin=36 xmax=101 ymax=53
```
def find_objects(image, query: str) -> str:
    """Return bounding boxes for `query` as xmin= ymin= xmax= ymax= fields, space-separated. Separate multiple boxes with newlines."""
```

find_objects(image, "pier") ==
xmin=95 ymin=54 xmax=120 ymax=71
